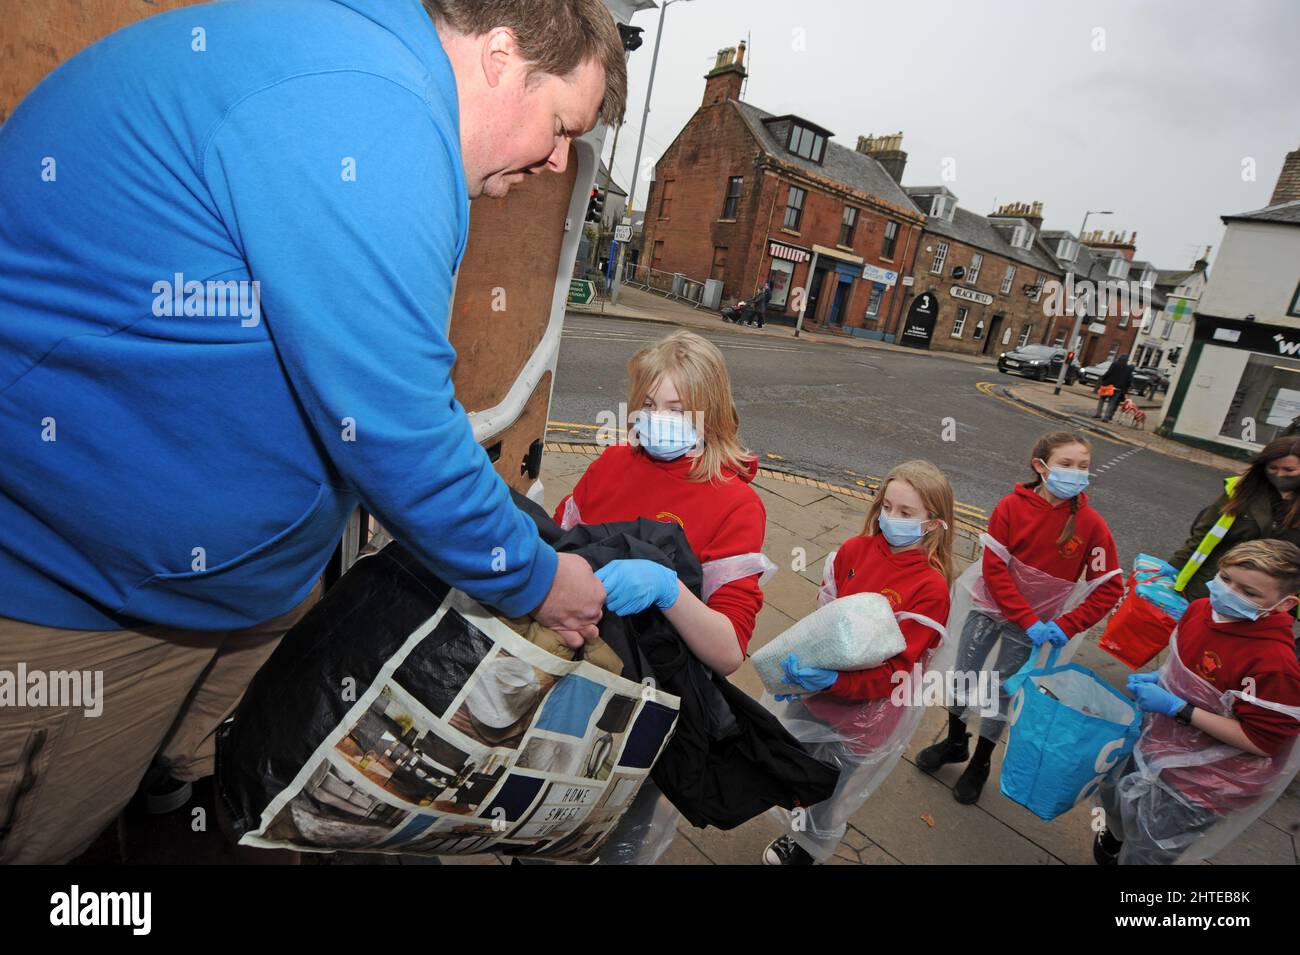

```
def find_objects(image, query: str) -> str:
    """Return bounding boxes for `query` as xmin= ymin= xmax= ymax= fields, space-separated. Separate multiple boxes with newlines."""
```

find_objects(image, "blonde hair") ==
xmin=860 ymin=460 xmax=956 ymax=584
xmin=1218 ymin=539 xmax=1300 ymax=595
xmin=1027 ymin=430 xmax=1092 ymax=546
xmin=625 ymin=330 xmax=756 ymax=483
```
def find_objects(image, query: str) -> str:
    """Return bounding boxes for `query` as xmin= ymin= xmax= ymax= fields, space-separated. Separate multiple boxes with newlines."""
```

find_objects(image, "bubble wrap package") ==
xmin=751 ymin=593 xmax=905 ymax=696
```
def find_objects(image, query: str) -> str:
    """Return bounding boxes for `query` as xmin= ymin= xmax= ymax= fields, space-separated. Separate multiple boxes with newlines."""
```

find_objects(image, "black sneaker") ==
xmin=952 ymin=759 xmax=991 ymax=804
xmin=916 ymin=732 xmax=971 ymax=772
xmin=1093 ymin=830 xmax=1122 ymax=866
xmin=762 ymin=835 xmax=816 ymax=866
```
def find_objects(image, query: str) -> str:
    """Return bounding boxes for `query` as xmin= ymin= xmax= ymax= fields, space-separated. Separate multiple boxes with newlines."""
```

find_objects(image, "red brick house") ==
xmin=639 ymin=44 xmax=925 ymax=336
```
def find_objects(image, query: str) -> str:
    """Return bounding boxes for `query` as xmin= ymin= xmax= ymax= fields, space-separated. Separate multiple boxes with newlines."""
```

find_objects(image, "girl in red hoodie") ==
xmin=553 ymin=331 xmax=774 ymax=866
xmin=917 ymin=430 xmax=1123 ymax=805
xmin=553 ymin=330 xmax=772 ymax=675
xmin=762 ymin=459 xmax=955 ymax=865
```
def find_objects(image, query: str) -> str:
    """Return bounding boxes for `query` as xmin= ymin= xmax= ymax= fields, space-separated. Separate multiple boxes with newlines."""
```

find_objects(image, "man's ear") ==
xmin=479 ymin=26 xmax=520 ymax=90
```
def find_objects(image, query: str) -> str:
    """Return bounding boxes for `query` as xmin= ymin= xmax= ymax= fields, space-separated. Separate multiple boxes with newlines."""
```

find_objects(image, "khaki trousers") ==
xmin=0 ymin=582 xmax=320 ymax=864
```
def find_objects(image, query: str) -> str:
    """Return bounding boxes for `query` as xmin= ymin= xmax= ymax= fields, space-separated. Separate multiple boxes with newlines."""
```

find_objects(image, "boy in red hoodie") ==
xmin=1095 ymin=539 xmax=1300 ymax=864
xmin=918 ymin=431 xmax=1123 ymax=804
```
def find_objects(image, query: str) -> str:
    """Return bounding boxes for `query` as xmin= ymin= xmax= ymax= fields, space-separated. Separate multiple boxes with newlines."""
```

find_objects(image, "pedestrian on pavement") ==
xmin=553 ymin=329 xmax=776 ymax=863
xmin=1157 ymin=436 xmax=1300 ymax=603
xmin=763 ymin=460 xmax=955 ymax=865
xmin=1094 ymin=539 xmax=1300 ymax=865
xmin=1093 ymin=354 xmax=1134 ymax=421
xmin=0 ymin=0 xmax=624 ymax=864
xmin=919 ymin=431 xmax=1123 ymax=805
xmin=750 ymin=280 xmax=773 ymax=329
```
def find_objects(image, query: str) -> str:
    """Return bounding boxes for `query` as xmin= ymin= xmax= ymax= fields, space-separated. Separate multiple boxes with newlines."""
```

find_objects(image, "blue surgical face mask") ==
xmin=1207 ymin=575 xmax=1279 ymax=621
xmin=1037 ymin=459 xmax=1090 ymax=499
xmin=634 ymin=410 xmax=699 ymax=461
xmin=878 ymin=514 xmax=927 ymax=547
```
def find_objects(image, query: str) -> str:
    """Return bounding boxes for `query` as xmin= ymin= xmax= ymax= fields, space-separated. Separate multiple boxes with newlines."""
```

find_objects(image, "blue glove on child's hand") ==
xmin=594 ymin=560 xmax=680 ymax=616
xmin=1127 ymin=676 xmax=1185 ymax=716
xmin=1153 ymin=559 xmax=1178 ymax=578
xmin=1128 ymin=671 xmax=1160 ymax=686
xmin=782 ymin=653 xmax=837 ymax=693
xmin=1042 ymin=621 xmax=1069 ymax=647
xmin=1026 ymin=621 xmax=1052 ymax=647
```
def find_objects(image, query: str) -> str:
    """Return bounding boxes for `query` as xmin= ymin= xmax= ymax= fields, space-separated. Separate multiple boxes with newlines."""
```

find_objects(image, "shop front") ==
xmin=1166 ymin=315 xmax=1300 ymax=454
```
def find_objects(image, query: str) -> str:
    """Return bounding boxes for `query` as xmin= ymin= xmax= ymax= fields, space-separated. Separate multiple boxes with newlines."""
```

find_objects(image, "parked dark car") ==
xmin=1130 ymin=366 xmax=1170 ymax=397
xmin=1078 ymin=358 xmax=1112 ymax=386
xmin=997 ymin=344 xmax=1079 ymax=383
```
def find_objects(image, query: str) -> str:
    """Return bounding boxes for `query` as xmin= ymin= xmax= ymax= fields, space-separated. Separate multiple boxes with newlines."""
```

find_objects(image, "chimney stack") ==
xmin=856 ymin=132 xmax=907 ymax=184
xmin=990 ymin=200 xmax=1044 ymax=231
xmin=1194 ymin=245 xmax=1212 ymax=272
xmin=1270 ymin=147 xmax=1300 ymax=205
xmin=702 ymin=41 xmax=747 ymax=107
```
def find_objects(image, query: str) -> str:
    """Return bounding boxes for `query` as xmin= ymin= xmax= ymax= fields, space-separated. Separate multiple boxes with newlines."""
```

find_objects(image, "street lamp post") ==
xmin=1052 ymin=209 xmax=1112 ymax=395
xmin=610 ymin=0 xmax=691 ymax=306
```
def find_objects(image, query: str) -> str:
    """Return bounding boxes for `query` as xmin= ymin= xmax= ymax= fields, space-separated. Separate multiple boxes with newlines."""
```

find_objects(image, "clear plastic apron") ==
xmin=764 ymin=610 xmax=951 ymax=863
xmin=948 ymin=534 xmax=1120 ymax=732
xmin=1113 ymin=629 xmax=1300 ymax=864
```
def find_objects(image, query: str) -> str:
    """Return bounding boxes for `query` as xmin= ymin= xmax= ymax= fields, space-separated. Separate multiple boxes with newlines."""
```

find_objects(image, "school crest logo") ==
xmin=654 ymin=511 xmax=685 ymax=530
xmin=1058 ymin=535 xmax=1083 ymax=559
xmin=1196 ymin=649 xmax=1223 ymax=684
xmin=880 ymin=587 xmax=902 ymax=608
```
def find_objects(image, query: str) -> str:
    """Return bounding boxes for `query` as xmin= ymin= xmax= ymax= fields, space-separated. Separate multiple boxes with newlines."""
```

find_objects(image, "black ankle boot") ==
xmin=952 ymin=758 xmax=991 ymax=804
xmin=916 ymin=731 xmax=971 ymax=772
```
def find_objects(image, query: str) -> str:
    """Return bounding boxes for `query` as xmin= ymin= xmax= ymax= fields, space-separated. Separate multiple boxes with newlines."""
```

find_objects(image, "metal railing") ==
xmin=622 ymin=263 xmax=713 ymax=310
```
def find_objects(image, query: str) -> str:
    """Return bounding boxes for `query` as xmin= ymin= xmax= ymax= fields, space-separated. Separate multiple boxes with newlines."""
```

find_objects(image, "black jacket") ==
xmin=1099 ymin=359 xmax=1133 ymax=394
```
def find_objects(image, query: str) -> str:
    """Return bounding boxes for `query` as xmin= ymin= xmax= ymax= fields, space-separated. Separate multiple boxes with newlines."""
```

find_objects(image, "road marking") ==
xmin=975 ymin=381 xmax=1125 ymax=445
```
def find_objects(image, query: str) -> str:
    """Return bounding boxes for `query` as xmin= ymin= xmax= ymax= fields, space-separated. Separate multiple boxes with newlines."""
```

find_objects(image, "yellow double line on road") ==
xmin=544 ymin=420 xmax=988 ymax=522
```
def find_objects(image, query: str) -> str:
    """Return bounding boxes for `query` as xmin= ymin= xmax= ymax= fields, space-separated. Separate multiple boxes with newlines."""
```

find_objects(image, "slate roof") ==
xmin=1221 ymin=199 xmax=1300 ymax=226
xmin=731 ymin=100 xmax=920 ymax=214
xmin=901 ymin=193 xmax=1062 ymax=275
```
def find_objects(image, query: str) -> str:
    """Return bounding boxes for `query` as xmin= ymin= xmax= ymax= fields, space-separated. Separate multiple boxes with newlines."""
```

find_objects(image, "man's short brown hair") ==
xmin=1218 ymin=539 xmax=1300 ymax=596
xmin=423 ymin=0 xmax=627 ymax=125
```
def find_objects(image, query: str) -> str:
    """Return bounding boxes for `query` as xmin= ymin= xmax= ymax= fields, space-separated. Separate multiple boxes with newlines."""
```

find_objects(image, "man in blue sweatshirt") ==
xmin=0 ymin=0 xmax=626 ymax=863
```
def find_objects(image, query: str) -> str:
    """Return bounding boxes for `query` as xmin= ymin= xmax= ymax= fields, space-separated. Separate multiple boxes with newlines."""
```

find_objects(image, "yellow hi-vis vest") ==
xmin=1173 ymin=475 xmax=1241 ymax=593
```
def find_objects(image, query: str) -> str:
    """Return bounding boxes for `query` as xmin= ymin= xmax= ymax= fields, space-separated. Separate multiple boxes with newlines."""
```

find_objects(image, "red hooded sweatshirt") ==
xmin=816 ymin=532 xmax=951 ymax=702
xmin=1150 ymin=597 xmax=1300 ymax=813
xmin=553 ymin=444 xmax=766 ymax=652
xmin=983 ymin=483 xmax=1122 ymax=636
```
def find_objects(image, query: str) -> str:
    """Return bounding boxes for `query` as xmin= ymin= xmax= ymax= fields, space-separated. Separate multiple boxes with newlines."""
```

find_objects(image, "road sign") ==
xmin=567 ymin=279 xmax=596 ymax=306
xmin=614 ymin=224 xmax=633 ymax=242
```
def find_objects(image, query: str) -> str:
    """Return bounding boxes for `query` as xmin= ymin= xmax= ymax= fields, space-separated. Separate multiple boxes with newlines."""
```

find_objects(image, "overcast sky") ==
xmin=604 ymin=0 xmax=1300 ymax=270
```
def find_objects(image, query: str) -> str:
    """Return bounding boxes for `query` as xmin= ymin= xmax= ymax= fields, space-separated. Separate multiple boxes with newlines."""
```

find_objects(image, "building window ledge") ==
xmin=779 ymin=227 xmax=801 ymax=237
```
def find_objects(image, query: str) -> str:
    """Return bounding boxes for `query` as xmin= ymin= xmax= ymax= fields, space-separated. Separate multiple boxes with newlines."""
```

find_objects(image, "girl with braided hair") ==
xmin=916 ymin=431 xmax=1123 ymax=804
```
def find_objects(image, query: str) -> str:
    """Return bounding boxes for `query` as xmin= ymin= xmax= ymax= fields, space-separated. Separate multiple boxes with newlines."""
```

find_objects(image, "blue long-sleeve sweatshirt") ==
xmin=0 ymin=0 xmax=559 ymax=630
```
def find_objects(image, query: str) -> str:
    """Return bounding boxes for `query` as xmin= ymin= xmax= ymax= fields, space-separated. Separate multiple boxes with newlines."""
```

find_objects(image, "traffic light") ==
xmin=618 ymin=23 xmax=644 ymax=52
xmin=586 ymin=187 xmax=604 ymax=224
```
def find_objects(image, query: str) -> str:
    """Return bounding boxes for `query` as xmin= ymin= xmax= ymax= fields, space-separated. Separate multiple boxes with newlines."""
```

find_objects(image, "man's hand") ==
xmin=532 ymin=552 xmax=605 ymax=646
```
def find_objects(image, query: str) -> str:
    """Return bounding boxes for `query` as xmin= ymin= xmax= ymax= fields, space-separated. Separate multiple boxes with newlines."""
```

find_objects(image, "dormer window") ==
xmin=1140 ymin=268 xmax=1155 ymax=287
xmin=1057 ymin=238 xmax=1078 ymax=261
xmin=1011 ymin=225 xmax=1035 ymax=250
xmin=929 ymin=195 xmax=952 ymax=220
xmin=1107 ymin=257 xmax=1129 ymax=279
xmin=788 ymin=124 xmax=826 ymax=164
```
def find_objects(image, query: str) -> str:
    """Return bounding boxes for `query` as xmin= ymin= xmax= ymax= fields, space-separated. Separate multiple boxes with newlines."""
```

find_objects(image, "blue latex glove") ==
xmin=1129 ymin=671 xmax=1160 ymax=686
xmin=1152 ymin=559 xmax=1178 ymax=578
xmin=594 ymin=559 xmax=680 ymax=616
xmin=1042 ymin=621 xmax=1069 ymax=647
xmin=1026 ymin=621 xmax=1052 ymax=647
xmin=595 ymin=560 xmax=680 ymax=615
xmin=1127 ymin=676 xmax=1185 ymax=716
xmin=782 ymin=653 xmax=837 ymax=693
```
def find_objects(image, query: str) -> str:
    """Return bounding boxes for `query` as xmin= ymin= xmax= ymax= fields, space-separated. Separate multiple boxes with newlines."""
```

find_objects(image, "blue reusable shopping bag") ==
xmin=1000 ymin=646 xmax=1143 ymax=821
